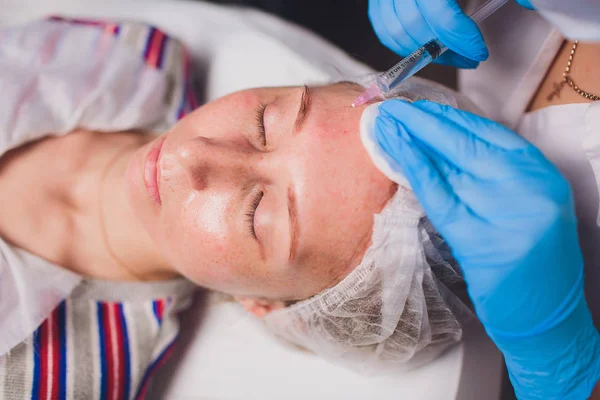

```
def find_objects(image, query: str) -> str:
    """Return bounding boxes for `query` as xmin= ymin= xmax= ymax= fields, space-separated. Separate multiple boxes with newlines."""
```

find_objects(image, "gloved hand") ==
xmin=369 ymin=0 xmax=534 ymax=69
xmin=374 ymin=99 xmax=600 ymax=400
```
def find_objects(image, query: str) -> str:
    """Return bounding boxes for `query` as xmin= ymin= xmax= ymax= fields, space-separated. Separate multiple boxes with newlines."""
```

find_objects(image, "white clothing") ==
xmin=461 ymin=1 xmax=560 ymax=128
xmin=531 ymin=0 xmax=600 ymax=41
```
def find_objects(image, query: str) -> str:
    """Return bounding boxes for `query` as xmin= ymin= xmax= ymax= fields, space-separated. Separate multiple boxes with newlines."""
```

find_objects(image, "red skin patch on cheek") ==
xmin=314 ymin=122 xmax=330 ymax=139
xmin=315 ymin=119 xmax=354 ymax=140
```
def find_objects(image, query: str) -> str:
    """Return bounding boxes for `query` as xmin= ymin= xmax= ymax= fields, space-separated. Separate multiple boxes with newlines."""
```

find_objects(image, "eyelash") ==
xmin=245 ymin=190 xmax=264 ymax=239
xmin=253 ymin=104 xmax=267 ymax=147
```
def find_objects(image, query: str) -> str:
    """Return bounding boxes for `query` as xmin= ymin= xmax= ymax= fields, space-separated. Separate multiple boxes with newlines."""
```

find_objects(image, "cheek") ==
xmin=181 ymin=192 xmax=229 ymax=238
xmin=162 ymin=228 xmax=233 ymax=287
xmin=212 ymin=91 xmax=258 ymax=124
xmin=176 ymin=199 xmax=230 ymax=260
xmin=304 ymin=126 xmax=365 ymax=185
xmin=309 ymin=96 xmax=361 ymax=141
xmin=300 ymin=129 xmax=389 ymax=212
xmin=157 ymin=194 xmax=247 ymax=288
xmin=313 ymin=118 xmax=353 ymax=141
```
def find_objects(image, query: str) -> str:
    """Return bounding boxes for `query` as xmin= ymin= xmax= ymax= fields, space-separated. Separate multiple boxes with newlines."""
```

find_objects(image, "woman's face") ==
xmin=126 ymin=83 xmax=395 ymax=301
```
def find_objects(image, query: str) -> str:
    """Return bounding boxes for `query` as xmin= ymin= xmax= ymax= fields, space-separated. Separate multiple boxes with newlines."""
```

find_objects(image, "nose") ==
xmin=175 ymin=136 xmax=251 ymax=190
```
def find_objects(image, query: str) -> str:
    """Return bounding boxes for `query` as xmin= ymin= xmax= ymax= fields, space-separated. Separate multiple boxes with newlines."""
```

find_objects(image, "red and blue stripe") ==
xmin=97 ymin=302 xmax=131 ymax=400
xmin=97 ymin=303 xmax=110 ymax=400
xmin=131 ymin=298 xmax=174 ymax=399
xmin=143 ymin=27 xmax=168 ymax=69
xmin=176 ymin=50 xmax=200 ymax=120
xmin=31 ymin=301 xmax=67 ymax=400
xmin=133 ymin=338 xmax=177 ymax=400
xmin=31 ymin=328 xmax=41 ymax=398
xmin=57 ymin=302 xmax=68 ymax=400
xmin=48 ymin=16 xmax=104 ymax=27
xmin=50 ymin=19 xmax=198 ymax=121
xmin=152 ymin=299 xmax=166 ymax=326
xmin=105 ymin=24 xmax=121 ymax=36
xmin=48 ymin=16 xmax=120 ymax=37
xmin=118 ymin=304 xmax=131 ymax=400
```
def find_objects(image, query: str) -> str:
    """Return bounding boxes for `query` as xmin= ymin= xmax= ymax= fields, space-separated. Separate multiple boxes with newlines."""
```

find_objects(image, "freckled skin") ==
xmin=126 ymin=83 xmax=395 ymax=301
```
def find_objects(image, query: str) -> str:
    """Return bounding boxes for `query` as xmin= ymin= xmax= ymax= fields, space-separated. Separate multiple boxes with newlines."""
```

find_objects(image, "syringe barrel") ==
xmin=376 ymin=39 xmax=446 ymax=92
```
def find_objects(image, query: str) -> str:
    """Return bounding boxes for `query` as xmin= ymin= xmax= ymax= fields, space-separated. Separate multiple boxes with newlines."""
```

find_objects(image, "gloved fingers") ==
xmin=411 ymin=100 xmax=532 ymax=150
xmin=369 ymin=0 xmax=421 ymax=57
xmin=379 ymin=100 xmax=504 ymax=176
xmin=387 ymin=0 xmax=429 ymax=53
xmin=375 ymin=116 xmax=467 ymax=219
xmin=369 ymin=0 xmax=482 ymax=68
xmin=391 ymin=0 xmax=434 ymax=49
xmin=376 ymin=115 xmax=461 ymax=179
xmin=368 ymin=0 xmax=399 ymax=54
xmin=514 ymin=0 xmax=535 ymax=9
xmin=418 ymin=0 xmax=489 ymax=62
xmin=437 ymin=51 xmax=480 ymax=69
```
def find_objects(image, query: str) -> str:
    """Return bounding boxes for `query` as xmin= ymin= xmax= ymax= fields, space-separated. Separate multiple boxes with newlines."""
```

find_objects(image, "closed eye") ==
xmin=253 ymin=103 xmax=267 ymax=147
xmin=245 ymin=190 xmax=264 ymax=239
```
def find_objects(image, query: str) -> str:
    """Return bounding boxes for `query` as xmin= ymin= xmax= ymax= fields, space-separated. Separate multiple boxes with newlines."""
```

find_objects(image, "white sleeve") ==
xmin=0 ymin=19 xmax=170 ymax=157
xmin=531 ymin=0 xmax=600 ymax=41
xmin=0 ymin=238 xmax=81 ymax=357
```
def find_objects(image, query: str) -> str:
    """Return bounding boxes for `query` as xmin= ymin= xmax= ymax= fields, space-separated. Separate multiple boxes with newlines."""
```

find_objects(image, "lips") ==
xmin=144 ymin=136 xmax=166 ymax=205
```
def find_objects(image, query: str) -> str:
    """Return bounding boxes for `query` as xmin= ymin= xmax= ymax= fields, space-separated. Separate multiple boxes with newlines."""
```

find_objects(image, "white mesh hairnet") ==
xmin=263 ymin=77 xmax=480 ymax=375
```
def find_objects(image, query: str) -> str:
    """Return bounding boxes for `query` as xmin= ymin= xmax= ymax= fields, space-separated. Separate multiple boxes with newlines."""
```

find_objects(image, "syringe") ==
xmin=352 ymin=0 xmax=508 ymax=107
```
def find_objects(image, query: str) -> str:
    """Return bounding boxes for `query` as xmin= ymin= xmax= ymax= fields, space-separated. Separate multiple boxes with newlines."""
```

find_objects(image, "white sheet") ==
xmin=0 ymin=1 xmax=504 ymax=398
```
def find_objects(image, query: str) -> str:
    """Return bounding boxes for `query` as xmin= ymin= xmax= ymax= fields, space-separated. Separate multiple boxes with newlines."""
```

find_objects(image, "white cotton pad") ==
xmin=359 ymin=103 xmax=410 ymax=188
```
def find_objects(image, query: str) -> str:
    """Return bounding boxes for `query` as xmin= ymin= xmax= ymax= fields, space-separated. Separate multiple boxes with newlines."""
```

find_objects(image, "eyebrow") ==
xmin=293 ymin=85 xmax=312 ymax=133
xmin=287 ymin=186 xmax=299 ymax=261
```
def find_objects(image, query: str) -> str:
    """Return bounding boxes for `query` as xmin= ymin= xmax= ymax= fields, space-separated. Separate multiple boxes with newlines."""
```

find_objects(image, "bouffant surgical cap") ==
xmin=263 ymin=77 xmax=479 ymax=374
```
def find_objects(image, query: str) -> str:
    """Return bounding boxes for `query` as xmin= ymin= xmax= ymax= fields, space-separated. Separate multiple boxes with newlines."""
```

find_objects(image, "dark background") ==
xmin=202 ymin=1 xmax=513 ymax=398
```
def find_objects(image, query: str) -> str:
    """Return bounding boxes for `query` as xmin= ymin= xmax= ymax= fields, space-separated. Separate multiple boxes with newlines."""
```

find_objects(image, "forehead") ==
xmin=287 ymin=83 xmax=395 ymax=294
xmin=300 ymin=82 xmax=382 ymax=174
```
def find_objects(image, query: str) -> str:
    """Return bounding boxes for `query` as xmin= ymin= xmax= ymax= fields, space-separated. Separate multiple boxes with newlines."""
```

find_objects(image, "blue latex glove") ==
xmin=369 ymin=0 xmax=534 ymax=69
xmin=374 ymin=99 xmax=600 ymax=400
xmin=516 ymin=0 xmax=534 ymax=8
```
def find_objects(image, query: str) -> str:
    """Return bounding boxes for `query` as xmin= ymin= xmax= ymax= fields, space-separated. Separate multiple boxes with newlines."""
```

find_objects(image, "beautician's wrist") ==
xmin=490 ymin=298 xmax=600 ymax=400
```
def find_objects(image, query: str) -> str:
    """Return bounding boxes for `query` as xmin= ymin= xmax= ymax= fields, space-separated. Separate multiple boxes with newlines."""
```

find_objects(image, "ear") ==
xmin=234 ymin=296 xmax=287 ymax=318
